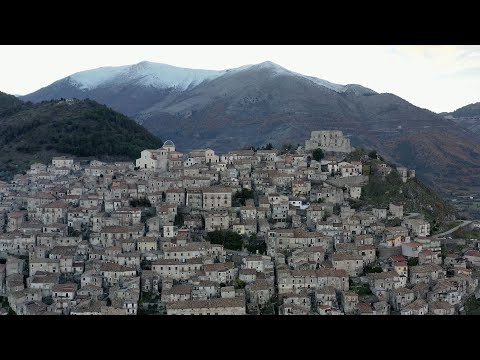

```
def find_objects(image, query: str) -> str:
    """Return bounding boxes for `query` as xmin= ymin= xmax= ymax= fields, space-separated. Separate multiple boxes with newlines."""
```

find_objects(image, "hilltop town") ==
xmin=0 ymin=130 xmax=479 ymax=315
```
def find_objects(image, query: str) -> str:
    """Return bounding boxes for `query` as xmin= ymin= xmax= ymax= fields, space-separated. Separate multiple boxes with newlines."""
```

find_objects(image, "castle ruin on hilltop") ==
xmin=305 ymin=130 xmax=352 ymax=153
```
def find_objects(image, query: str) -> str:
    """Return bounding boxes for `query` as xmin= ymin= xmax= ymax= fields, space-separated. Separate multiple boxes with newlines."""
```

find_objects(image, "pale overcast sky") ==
xmin=0 ymin=45 xmax=479 ymax=113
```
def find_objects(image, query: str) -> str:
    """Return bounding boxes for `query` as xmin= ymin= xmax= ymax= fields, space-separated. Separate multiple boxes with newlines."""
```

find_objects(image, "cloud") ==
xmin=441 ymin=66 xmax=480 ymax=79
xmin=395 ymin=45 xmax=458 ymax=58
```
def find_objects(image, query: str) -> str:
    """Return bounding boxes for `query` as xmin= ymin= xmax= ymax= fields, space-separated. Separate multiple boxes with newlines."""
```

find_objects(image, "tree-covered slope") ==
xmin=0 ymin=94 xmax=162 ymax=179
xmin=359 ymin=163 xmax=457 ymax=232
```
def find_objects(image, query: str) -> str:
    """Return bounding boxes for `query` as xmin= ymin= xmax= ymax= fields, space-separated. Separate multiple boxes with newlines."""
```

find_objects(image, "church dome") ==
xmin=163 ymin=140 xmax=175 ymax=147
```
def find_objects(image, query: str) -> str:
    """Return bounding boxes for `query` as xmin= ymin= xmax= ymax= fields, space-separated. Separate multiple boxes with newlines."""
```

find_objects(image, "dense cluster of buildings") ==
xmin=0 ymin=130 xmax=478 ymax=315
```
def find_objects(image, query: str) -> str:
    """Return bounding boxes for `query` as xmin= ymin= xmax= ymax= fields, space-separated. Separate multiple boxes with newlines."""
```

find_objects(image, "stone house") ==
xmin=221 ymin=286 xmax=236 ymax=299
xmin=203 ymin=262 xmax=237 ymax=284
xmin=401 ymin=242 xmax=423 ymax=258
xmin=348 ymin=186 xmax=362 ymax=200
xmin=246 ymin=279 xmax=274 ymax=305
xmin=341 ymin=291 xmax=359 ymax=314
xmin=164 ymin=242 xmax=225 ymax=262
xmin=79 ymin=195 xmax=101 ymax=209
xmin=271 ymin=201 xmax=289 ymax=222
xmin=77 ymin=285 xmax=103 ymax=300
xmin=99 ymin=262 xmax=136 ymax=286
xmin=373 ymin=301 xmax=390 ymax=315
xmin=137 ymin=237 xmax=158 ymax=253
xmin=191 ymin=280 xmax=219 ymax=300
xmin=27 ymin=192 xmax=56 ymax=212
xmin=384 ymin=226 xmax=409 ymax=242
xmin=240 ymin=205 xmax=257 ymax=220
xmin=340 ymin=162 xmax=362 ymax=177
xmin=185 ymin=188 xmax=203 ymax=209
xmin=335 ymin=243 xmax=376 ymax=265
xmin=389 ymin=203 xmax=403 ymax=219
xmin=354 ymin=234 xmax=374 ymax=246
xmin=6 ymin=273 xmax=25 ymax=295
xmin=165 ymin=189 xmax=185 ymax=206
xmin=202 ymin=187 xmax=232 ymax=210
xmin=99 ymin=225 xmax=144 ymax=247
xmin=418 ymin=250 xmax=442 ymax=265
xmin=9 ymin=288 xmax=41 ymax=315
xmin=242 ymin=255 xmax=274 ymax=273
xmin=393 ymin=261 xmax=408 ymax=277
xmin=29 ymin=273 xmax=59 ymax=297
xmin=409 ymin=264 xmax=444 ymax=285
xmin=166 ymin=297 xmax=246 ymax=315
xmin=318 ymin=304 xmax=344 ymax=315
xmin=115 ymin=252 xmax=141 ymax=268
xmin=205 ymin=209 xmax=230 ymax=232
xmin=292 ymin=180 xmax=311 ymax=197
xmin=161 ymin=284 xmax=194 ymax=303
xmin=315 ymin=185 xmax=344 ymax=204
xmin=183 ymin=214 xmax=203 ymax=230
xmin=429 ymin=301 xmax=455 ymax=315
xmin=332 ymin=253 xmax=364 ymax=277
xmin=306 ymin=204 xmax=326 ymax=226
xmin=281 ymin=290 xmax=311 ymax=311
xmin=141 ymin=270 xmax=160 ymax=295
xmin=268 ymin=228 xmax=333 ymax=256
xmin=7 ymin=211 xmax=27 ymax=232
xmin=288 ymin=246 xmax=325 ymax=269
xmin=315 ymin=285 xmax=337 ymax=306
xmin=239 ymin=269 xmax=257 ymax=284
xmin=29 ymin=258 xmax=60 ymax=276
xmin=464 ymin=250 xmax=480 ymax=267
xmin=51 ymin=282 xmax=78 ymax=314
xmin=233 ymin=220 xmax=257 ymax=236
xmin=37 ymin=200 xmax=70 ymax=224
xmin=412 ymin=282 xmax=429 ymax=300
xmin=428 ymin=279 xmax=462 ymax=305
xmin=368 ymin=271 xmax=403 ymax=292
xmin=400 ymin=299 xmax=428 ymax=315
xmin=80 ymin=270 xmax=103 ymax=288
xmin=402 ymin=219 xmax=431 ymax=237
xmin=111 ymin=207 xmax=142 ymax=226
xmin=120 ymin=239 xmax=137 ymax=253
xmin=151 ymin=258 xmax=203 ymax=280
xmin=51 ymin=156 xmax=74 ymax=168
xmin=277 ymin=268 xmax=349 ymax=294
xmin=372 ymin=208 xmax=387 ymax=220
xmin=390 ymin=287 xmax=415 ymax=312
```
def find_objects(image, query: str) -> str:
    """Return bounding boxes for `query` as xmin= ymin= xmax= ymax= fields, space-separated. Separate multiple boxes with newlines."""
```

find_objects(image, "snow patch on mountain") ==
xmin=55 ymin=60 xmax=377 ymax=95
xmin=69 ymin=61 xmax=227 ymax=91
xmin=70 ymin=66 xmax=129 ymax=90
xmin=232 ymin=61 xmax=365 ymax=93
xmin=303 ymin=75 xmax=344 ymax=92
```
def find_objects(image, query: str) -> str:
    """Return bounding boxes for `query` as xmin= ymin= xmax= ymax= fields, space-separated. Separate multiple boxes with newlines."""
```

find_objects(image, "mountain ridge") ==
xmin=20 ymin=61 xmax=480 ymax=194
xmin=442 ymin=102 xmax=480 ymax=144
xmin=22 ymin=61 xmax=375 ymax=104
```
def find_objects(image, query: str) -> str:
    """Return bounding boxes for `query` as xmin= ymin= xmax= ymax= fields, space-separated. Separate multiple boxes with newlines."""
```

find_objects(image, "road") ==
xmin=405 ymin=212 xmax=421 ymax=219
xmin=434 ymin=220 xmax=472 ymax=237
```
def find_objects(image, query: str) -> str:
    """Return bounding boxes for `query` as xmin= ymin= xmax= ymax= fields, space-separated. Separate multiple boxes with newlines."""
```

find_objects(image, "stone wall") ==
xmin=305 ymin=130 xmax=353 ymax=153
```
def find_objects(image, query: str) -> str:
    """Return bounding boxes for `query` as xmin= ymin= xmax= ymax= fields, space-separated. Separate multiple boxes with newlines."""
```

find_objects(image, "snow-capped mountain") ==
xmin=22 ymin=60 xmax=377 ymax=119
xmin=20 ymin=60 xmax=480 ymax=194
xmin=67 ymin=61 xmax=228 ymax=91
xmin=24 ymin=60 xmax=376 ymax=100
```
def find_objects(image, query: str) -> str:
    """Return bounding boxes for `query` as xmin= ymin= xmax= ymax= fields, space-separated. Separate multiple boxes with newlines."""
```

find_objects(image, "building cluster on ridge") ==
xmin=0 ymin=130 xmax=478 ymax=316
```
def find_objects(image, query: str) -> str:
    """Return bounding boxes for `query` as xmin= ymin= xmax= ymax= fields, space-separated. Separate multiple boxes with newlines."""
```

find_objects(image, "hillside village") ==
xmin=1 ymin=130 xmax=480 ymax=315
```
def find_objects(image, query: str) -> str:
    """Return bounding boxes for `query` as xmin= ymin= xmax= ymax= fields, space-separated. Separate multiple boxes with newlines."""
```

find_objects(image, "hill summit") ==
xmin=0 ymin=92 xmax=162 ymax=179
